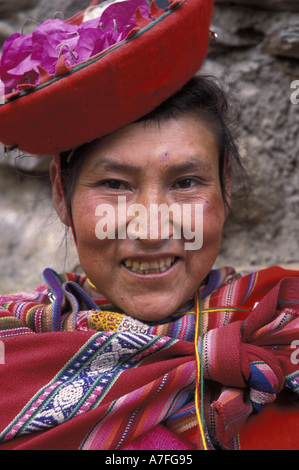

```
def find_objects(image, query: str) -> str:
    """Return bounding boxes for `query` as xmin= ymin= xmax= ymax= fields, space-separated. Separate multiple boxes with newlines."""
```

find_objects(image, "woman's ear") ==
xmin=49 ymin=159 xmax=70 ymax=226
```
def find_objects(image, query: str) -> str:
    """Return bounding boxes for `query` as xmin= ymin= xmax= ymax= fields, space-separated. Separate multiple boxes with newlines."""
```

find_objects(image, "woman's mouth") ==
xmin=122 ymin=256 xmax=178 ymax=275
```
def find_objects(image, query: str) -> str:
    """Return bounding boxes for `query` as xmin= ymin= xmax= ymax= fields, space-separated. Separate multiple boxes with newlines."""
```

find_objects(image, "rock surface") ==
xmin=204 ymin=2 xmax=299 ymax=270
xmin=0 ymin=0 xmax=299 ymax=293
xmin=214 ymin=0 xmax=299 ymax=12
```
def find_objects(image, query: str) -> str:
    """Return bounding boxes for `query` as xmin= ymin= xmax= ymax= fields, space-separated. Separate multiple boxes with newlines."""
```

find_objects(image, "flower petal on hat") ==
xmin=0 ymin=33 xmax=33 ymax=91
xmin=100 ymin=0 xmax=149 ymax=35
xmin=76 ymin=20 xmax=105 ymax=61
xmin=0 ymin=0 xmax=152 ymax=93
xmin=32 ymin=19 xmax=79 ymax=74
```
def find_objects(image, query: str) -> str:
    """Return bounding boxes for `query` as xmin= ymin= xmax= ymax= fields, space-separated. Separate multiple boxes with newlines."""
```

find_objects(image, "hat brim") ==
xmin=0 ymin=0 xmax=213 ymax=155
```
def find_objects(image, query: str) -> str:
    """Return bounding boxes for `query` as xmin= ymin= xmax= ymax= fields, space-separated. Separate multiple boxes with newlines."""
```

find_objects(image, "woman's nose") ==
xmin=126 ymin=189 xmax=179 ymax=243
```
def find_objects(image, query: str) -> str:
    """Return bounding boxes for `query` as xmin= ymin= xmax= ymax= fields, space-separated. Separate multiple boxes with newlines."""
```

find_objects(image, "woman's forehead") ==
xmin=81 ymin=115 xmax=219 ymax=172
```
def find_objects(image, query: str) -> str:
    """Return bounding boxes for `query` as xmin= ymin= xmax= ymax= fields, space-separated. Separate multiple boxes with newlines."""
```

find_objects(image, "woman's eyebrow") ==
xmin=88 ymin=159 xmax=142 ymax=174
xmin=166 ymin=157 xmax=213 ymax=174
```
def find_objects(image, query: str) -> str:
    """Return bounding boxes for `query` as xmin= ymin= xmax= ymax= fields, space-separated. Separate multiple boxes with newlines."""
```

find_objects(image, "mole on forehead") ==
xmin=160 ymin=152 xmax=169 ymax=162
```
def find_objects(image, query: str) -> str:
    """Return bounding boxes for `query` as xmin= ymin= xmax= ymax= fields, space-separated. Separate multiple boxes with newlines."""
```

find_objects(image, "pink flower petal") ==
xmin=32 ymin=19 xmax=79 ymax=73
xmin=0 ymin=0 xmax=151 ymax=92
xmin=100 ymin=0 xmax=149 ymax=34
xmin=0 ymin=33 xmax=33 ymax=91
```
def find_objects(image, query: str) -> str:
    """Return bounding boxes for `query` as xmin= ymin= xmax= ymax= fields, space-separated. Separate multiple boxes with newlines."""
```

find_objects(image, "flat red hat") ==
xmin=0 ymin=0 xmax=213 ymax=155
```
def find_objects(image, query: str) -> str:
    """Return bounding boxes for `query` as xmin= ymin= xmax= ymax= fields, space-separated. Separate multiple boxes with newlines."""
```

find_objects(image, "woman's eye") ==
xmin=102 ymin=180 xmax=128 ymax=190
xmin=172 ymin=178 xmax=199 ymax=189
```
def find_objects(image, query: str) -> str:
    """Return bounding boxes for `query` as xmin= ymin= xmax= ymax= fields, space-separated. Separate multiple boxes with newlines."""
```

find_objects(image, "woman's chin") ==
xmin=114 ymin=295 xmax=191 ymax=323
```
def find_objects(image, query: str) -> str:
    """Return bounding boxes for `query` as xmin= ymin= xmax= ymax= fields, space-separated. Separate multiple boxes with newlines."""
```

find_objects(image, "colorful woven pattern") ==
xmin=0 ymin=265 xmax=298 ymax=450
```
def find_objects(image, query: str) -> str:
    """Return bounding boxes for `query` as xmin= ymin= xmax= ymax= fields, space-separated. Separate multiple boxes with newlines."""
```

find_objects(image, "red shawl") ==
xmin=0 ymin=265 xmax=298 ymax=450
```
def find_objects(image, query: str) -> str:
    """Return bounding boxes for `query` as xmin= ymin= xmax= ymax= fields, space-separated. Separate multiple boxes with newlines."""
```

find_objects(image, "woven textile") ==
xmin=0 ymin=265 xmax=299 ymax=450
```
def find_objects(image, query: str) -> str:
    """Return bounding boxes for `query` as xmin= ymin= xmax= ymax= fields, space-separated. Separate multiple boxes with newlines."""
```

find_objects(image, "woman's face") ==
xmin=68 ymin=115 xmax=227 ymax=321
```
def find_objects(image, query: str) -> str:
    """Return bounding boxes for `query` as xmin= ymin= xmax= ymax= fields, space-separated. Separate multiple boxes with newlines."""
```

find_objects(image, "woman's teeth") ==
xmin=123 ymin=257 xmax=176 ymax=274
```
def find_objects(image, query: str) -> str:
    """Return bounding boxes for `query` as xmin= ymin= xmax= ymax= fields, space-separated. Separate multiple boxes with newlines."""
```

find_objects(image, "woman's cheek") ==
xmin=202 ymin=198 xmax=226 ymax=239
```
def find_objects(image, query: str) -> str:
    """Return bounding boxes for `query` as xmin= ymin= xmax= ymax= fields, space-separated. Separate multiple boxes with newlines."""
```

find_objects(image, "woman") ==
xmin=53 ymin=75 xmax=234 ymax=322
xmin=0 ymin=0 xmax=298 ymax=451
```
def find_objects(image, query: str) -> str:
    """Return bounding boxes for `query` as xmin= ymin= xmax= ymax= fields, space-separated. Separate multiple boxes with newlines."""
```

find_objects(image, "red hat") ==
xmin=0 ymin=0 xmax=213 ymax=156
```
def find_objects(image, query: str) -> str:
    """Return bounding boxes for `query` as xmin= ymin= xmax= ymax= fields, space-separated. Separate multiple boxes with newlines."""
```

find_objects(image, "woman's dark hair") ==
xmin=60 ymin=74 xmax=249 ymax=219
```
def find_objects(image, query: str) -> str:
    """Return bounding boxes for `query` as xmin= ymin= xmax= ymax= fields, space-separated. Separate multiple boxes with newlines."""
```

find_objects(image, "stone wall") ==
xmin=0 ymin=0 xmax=299 ymax=293
xmin=205 ymin=0 xmax=299 ymax=269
